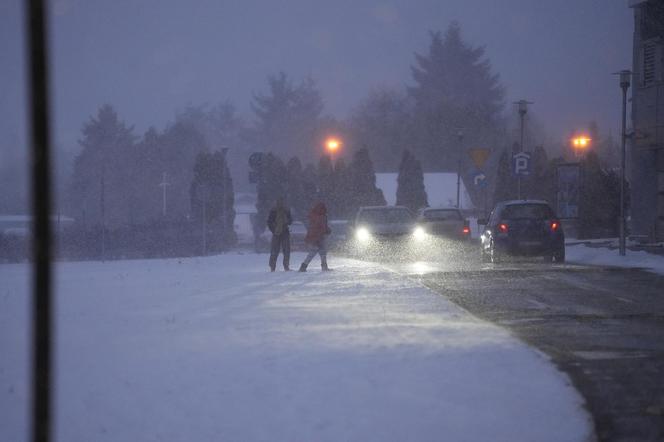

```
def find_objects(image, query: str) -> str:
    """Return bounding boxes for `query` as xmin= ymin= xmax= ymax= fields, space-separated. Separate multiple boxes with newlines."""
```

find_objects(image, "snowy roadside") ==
xmin=1 ymin=253 xmax=592 ymax=442
xmin=567 ymin=244 xmax=664 ymax=275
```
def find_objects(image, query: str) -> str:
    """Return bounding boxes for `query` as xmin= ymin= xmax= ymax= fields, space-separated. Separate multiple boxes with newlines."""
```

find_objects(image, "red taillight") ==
xmin=498 ymin=223 xmax=508 ymax=233
xmin=462 ymin=226 xmax=470 ymax=235
xmin=550 ymin=221 xmax=559 ymax=231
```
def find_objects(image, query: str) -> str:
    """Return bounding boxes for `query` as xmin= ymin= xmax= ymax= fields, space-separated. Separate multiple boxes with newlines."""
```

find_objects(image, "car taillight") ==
xmin=462 ymin=226 xmax=470 ymax=235
xmin=498 ymin=223 xmax=508 ymax=233
xmin=550 ymin=220 xmax=559 ymax=231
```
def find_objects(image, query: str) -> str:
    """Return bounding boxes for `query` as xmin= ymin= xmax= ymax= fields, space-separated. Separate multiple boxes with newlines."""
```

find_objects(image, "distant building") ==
xmin=375 ymin=173 xmax=474 ymax=209
xmin=629 ymin=0 xmax=664 ymax=241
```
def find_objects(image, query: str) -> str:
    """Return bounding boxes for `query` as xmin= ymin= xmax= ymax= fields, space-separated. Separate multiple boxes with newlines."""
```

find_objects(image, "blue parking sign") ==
xmin=512 ymin=152 xmax=531 ymax=177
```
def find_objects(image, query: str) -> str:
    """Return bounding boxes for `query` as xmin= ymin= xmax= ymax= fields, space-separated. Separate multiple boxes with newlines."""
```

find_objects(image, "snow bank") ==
xmin=567 ymin=244 xmax=664 ymax=275
xmin=1 ymin=254 xmax=591 ymax=441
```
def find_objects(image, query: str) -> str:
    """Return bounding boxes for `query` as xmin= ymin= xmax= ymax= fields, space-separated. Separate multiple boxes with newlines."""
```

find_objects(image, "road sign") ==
xmin=248 ymin=152 xmax=263 ymax=169
xmin=512 ymin=152 xmax=531 ymax=177
xmin=468 ymin=148 xmax=491 ymax=169
xmin=556 ymin=163 xmax=580 ymax=219
xmin=472 ymin=171 xmax=488 ymax=188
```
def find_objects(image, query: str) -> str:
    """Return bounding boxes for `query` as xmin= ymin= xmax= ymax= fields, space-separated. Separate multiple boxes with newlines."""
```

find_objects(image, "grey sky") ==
xmin=2 ymin=0 xmax=632 ymax=156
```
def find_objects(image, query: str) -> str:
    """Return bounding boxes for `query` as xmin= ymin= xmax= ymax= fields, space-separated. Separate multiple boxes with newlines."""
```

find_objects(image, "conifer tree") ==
xmin=408 ymin=22 xmax=505 ymax=171
xmin=254 ymin=153 xmax=287 ymax=236
xmin=69 ymin=104 xmax=138 ymax=228
xmin=349 ymin=148 xmax=386 ymax=213
xmin=190 ymin=150 xmax=236 ymax=248
xmin=285 ymin=156 xmax=306 ymax=221
xmin=396 ymin=150 xmax=428 ymax=211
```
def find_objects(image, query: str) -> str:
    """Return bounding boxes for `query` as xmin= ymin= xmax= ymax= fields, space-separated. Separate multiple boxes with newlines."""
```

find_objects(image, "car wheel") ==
xmin=490 ymin=241 xmax=502 ymax=264
xmin=480 ymin=245 xmax=490 ymax=263
xmin=554 ymin=247 xmax=565 ymax=263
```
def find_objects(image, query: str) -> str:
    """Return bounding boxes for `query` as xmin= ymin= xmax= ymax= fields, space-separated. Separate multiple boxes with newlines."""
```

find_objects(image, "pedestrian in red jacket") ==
xmin=299 ymin=202 xmax=331 ymax=272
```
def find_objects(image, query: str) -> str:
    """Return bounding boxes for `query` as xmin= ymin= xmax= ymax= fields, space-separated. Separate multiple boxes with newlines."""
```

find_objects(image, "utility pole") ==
xmin=514 ymin=100 xmax=532 ymax=200
xmin=158 ymin=172 xmax=170 ymax=217
xmin=456 ymin=130 xmax=463 ymax=208
xmin=616 ymin=70 xmax=631 ymax=257
xmin=200 ymin=184 xmax=208 ymax=256
xmin=100 ymin=169 xmax=105 ymax=262
xmin=221 ymin=148 xmax=229 ymax=248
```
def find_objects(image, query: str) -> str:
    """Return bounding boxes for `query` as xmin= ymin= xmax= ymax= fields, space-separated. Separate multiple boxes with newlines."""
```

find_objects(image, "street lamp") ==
xmin=614 ymin=70 xmax=632 ymax=257
xmin=325 ymin=137 xmax=341 ymax=165
xmin=571 ymin=135 xmax=592 ymax=159
xmin=514 ymin=99 xmax=533 ymax=199
xmin=457 ymin=130 xmax=463 ymax=208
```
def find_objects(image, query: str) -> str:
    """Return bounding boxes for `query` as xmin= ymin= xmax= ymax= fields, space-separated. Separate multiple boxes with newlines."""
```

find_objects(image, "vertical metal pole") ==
xmin=162 ymin=172 xmax=166 ymax=216
xmin=100 ymin=172 xmax=105 ymax=261
xmin=619 ymin=85 xmax=627 ymax=256
xmin=456 ymin=131 xmax=463 ymax=208
xmin=202 ymin=189 xmax=207 ymax=256
xmin=26 ymin=0 xmax=53 ymax=440
xmin=518 ymin=112 xmax=524 ymax=199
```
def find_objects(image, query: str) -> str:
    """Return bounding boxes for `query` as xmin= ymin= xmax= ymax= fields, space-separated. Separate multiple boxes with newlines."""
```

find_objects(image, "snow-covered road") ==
xmin=1 ymin=253 xmax=592 ymax=441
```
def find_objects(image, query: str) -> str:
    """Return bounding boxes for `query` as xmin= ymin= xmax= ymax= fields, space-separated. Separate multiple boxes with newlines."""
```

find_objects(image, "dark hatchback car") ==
xmin=479 ymin=200 xmax=565 ymax=263
xmin=418 ymin=207 xmax=471 ymax=241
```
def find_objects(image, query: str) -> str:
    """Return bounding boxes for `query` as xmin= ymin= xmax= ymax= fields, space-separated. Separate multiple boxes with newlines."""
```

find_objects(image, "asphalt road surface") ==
xmin=377 ymin=241 xmax=664 ymax=442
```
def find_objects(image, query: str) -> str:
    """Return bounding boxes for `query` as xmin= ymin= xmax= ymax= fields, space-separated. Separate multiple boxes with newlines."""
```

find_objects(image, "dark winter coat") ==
xmin=304 ymin=202 xmax=331 ymax=246
xmin=267 ymin=206 xmax=292 ymax=235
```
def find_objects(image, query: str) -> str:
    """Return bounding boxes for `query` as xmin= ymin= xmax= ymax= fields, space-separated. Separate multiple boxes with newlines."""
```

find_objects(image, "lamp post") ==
xmin=325 ymin=137 xmax=341 ymax=165
xmin=571 ymin=135 xmax=592 ymax=160
xmin=221 ymin=147 xmax=229 ymax=248
xmin=616 ymin=70 xmax=631 ymax=257
xmin=457 ymin=130 xmax=463 ymax=208
xmin=514 ymin=100 xmax=532 ymax=199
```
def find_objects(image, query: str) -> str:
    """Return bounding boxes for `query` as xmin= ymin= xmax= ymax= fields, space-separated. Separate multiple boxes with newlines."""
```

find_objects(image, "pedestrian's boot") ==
xmin=284 ymin=266 xmax=291 ymax=271
xmin=321 ymin=257 xmax=331 ymax=271
xmin=298 ymin=263 xmax=307 ymax=272
xmin=270 ymin=266 xmax=275 ymax=272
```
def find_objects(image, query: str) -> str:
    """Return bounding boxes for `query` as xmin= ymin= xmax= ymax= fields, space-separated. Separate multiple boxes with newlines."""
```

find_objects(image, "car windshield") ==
xmin=501 ymin=204 xmax=554 ymax=220
xmin=423 ymin=209 xmax=462 ymax=220
xmin=358 ymin=208 xmax=413 ymax=224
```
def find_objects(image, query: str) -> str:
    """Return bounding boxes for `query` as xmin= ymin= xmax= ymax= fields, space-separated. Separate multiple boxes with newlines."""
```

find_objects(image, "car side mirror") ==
xmin=477 ymin=218 xmax=487 ymax=226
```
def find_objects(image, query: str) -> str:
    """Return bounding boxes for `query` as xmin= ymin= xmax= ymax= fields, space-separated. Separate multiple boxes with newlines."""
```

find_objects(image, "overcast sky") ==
xmin=1 ymin=0 xmax=633 ymax=156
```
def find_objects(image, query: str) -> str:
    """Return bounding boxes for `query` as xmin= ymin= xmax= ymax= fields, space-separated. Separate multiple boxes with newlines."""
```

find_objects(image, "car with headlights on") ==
xmin=350 ymin=206 xmax=426 ymax=258
xmin=418 ymin=207 xmax=471 ymax=241
xmin=479 ymin=200 xmax=565 ymax=263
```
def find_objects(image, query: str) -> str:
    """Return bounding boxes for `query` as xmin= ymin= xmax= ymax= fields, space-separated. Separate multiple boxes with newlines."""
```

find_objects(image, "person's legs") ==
xmin=299 ymin=243 xmax=318 ymax=271
xmin=319 ymin=238 xmax=329 ymax=270
xmin=269 ymin=235 xmax=280 ymax=271
xmin=282 ymin=232 xmax=291 ymax=270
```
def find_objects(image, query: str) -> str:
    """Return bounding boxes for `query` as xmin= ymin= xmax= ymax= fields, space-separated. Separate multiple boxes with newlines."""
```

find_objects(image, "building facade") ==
xmin=630 ymin=0 xmax=664 ymax=241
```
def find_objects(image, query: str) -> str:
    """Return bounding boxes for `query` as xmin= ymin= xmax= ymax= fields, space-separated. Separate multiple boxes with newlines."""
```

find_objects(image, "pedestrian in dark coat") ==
xmin=267 ymin=197 xmax=292 ymax=271
xmin=299 ymin=202 xmax=331 ymax=272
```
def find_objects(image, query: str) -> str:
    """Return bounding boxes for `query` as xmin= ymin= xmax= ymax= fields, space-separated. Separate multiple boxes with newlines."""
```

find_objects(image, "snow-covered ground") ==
xmin=567 ymin=243 xmax=664 ymax=275
xmin=1 ymin=253 xmax=592 ymax=441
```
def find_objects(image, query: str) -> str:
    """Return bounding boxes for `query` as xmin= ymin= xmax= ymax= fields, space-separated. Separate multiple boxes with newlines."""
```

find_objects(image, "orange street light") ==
xmin=571 ymin=136 xmax=591 ymax=149
xmin=325 ymin=137 xmax=341 ymax=165
xmin=326 ymin=138 xmax=341 ymax=153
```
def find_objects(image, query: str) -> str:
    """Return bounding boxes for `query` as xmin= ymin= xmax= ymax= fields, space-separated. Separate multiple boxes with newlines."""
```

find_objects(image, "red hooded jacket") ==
xmin=304 ymin=202 xmax=330 ymax=245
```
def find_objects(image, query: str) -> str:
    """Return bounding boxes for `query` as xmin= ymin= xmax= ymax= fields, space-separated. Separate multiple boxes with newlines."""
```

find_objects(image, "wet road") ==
xmin=383 ymin=243 xmax=664 ymax=442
